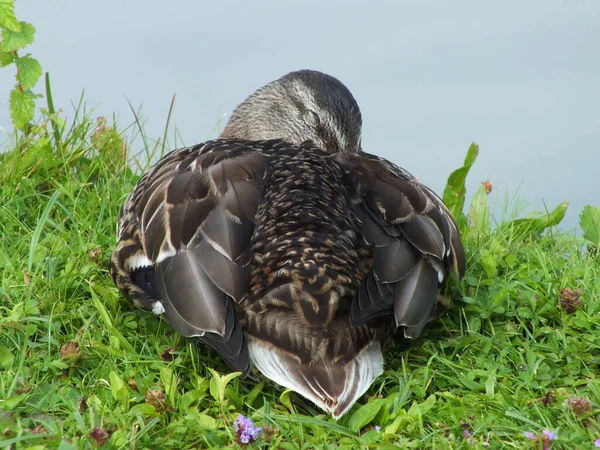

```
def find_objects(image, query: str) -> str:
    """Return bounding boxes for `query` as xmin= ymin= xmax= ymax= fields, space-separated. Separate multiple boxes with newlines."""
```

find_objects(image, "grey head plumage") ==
xmin=220 ymin=69 xmax=362 ymax=152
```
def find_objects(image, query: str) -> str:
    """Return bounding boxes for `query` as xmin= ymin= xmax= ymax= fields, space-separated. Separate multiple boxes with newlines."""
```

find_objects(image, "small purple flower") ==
xmin=542 ymin=430 xmax=557 ymax=441
xmin=374 ymin=425 xmax=381 ymax=431
xmin=463 ymin=429 xmax=473 ymax=445
xmin=524 ymin=432 xmax=536 ymax=440
xmin=595 ymin=438 xmax=600 ymax=447
xmin=524 ymin=430 xmax=557 ymax=450
xmin=233 ymin=414 xmax=261 ymax=444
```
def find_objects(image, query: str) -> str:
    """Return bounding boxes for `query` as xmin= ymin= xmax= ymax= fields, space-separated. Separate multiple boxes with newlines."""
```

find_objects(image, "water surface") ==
xmin=1 ymin=1 xmax=598 ymax=231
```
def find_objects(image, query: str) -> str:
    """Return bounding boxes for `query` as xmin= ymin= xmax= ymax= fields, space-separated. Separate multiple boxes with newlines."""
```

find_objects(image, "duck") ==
xmin=110 ymin=69 xmax=465 ymax=419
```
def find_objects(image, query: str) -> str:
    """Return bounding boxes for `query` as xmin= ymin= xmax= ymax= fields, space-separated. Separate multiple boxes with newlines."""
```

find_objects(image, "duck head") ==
xmin=220 ymin=69 xmax=362 ymax=153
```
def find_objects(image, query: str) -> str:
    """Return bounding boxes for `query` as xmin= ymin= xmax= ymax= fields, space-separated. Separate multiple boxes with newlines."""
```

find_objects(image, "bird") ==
xmin=109 ymin=69 xmax=465 ymax=419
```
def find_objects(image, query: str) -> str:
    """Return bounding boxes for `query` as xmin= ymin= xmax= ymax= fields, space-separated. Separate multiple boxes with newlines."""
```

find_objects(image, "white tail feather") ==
xmin=248 ymin=338 xmax=383 ymax=419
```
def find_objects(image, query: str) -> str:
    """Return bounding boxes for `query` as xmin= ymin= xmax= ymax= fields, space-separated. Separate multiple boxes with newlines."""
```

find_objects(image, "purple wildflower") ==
xmin=463 ymin=429 xmax=473 ymax=445
xmin=524 ymin=430 xmax=557 ymax=450
xmin=595 ymin=438 xmax=600 ymax=447
xmin=524 ymin=432 xmax=536 ymax=440
xmin=374 ymin=425 xmax=381 ymax=431
xmin=233 ymin=414 xmax=261 ymax=444
xmin=542 ymin=430 xmax=557 ymax=441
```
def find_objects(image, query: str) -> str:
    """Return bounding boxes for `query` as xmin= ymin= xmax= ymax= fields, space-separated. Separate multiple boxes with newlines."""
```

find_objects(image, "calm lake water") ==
xmin=1 ymin=1 xmax=599 ymax=232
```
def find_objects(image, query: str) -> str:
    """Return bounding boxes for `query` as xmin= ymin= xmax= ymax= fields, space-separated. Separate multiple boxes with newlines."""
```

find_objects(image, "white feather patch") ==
xmin=151 ymin=301 xmax=165 ymax=315
xmin=248 ymin=339 xmax=383 ymax=419
xmin=155 ymin=248 xmax=176 ymax=265
xmin=126 ymin=253 xmax=153 ymax=270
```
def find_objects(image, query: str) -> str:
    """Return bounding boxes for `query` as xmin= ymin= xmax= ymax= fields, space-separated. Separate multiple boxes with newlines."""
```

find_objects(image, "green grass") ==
xmin=1 ymin=106 xmax=600 ymax=450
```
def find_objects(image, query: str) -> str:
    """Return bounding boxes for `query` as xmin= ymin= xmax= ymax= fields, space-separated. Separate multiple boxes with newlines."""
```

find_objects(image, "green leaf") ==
xmin=160 ymin=366 xmax=177 ymax=406
xmin=0 ymin=0 xmax=19 ymax=31
xmin=0 ymin=345 xmax=14 ymax=369
xmin=468 ymin=182 xmax=492 ymax=236
xmin=109 ymin=371 xmax=125 ymax=397
xmin=383 ymin=410 xmax=413 ymax=436
xmin=507 ymin=202 xmax=569 ymax=236
xmin=245 ymin=381 xmax=264 ymax=406
xmin=89 ymin=284 xmax=134 ymax=352
xmin=128 ymin=403 xmax=159 ymax=418
xmin=9 ymin=86 xmax=35 ymax=128
xmin=0 ymin=393 xmax=27 ymax=411
xmin=109 ymin=371 xmax=129 ymax=408
xmin=15 ymin=54 xmax=42 ymax=90
xmin=196 ymin=413 xmax=218 ymax=428
xmin=1 ymin=21 xmax=35 ymax=51
xmin=442 ymin=143 xmax=479 ymax=231
xmin=485 ymin=369 xmax=496 ymax=397
xmin=479 ymin=249 xmax=497 ymax=278
xmin=579 ymin=205 xmax=600 ymax=248
xmin=468 ymin=316 xmax=481 ymax=333
xmin=347 ymin=398 xmax=385 ymax=433
xmin=279 ymin=389 xmax=294 ymax=412
xmin=208 ymin=369 xmax=241 ymax=403
xmin=407 ymin=394 xmax=436 ymax=421
xmin=0 ymin=50 xmax=14 ymax=67
xmin=181 ymin=388 xmax=207 ymax=410
xmin=57 ymin=440 xmax=79 ymax=450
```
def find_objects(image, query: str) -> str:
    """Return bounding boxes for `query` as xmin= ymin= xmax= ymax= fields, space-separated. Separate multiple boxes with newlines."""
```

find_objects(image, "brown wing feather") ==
xmin=338 ymin=152 xmax=465 ymax=339
xmin=110 ymin=140 xmax=269 ymax=373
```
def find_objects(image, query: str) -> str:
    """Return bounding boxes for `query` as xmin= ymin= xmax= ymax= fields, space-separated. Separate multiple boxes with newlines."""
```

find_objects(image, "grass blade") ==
xmin=44 ymin=72 xmax=62 ymax=152
xmin=28 ymin=190 xmax=60 ymax=272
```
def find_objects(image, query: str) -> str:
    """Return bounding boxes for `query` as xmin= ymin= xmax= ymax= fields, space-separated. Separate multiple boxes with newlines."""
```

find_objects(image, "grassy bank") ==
xmin=1 ymin=101 xmax=600 ymax=450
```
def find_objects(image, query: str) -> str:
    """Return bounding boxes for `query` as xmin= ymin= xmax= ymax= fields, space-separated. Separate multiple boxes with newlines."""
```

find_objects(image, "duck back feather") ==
xmin=110 ymin=138 xmax=464 ymax=418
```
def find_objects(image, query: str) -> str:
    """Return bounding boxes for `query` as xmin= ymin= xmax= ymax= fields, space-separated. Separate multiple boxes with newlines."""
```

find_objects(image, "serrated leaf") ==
xmin=0 ymin=50 xmax=14 ymax=67
xmin=15 ymin=54 xmax=42 ymax=90
xmin=1 ymin=21 xmax=35 ymax=51
xmin=580 ymin=205 xmax=600 ymax=248
xmin=507 ymin=202 xmax=569 ymax=236
xmin=442 ymin=143 xmax=479 ymax=231
xmin=0 ymin=0 xmax=20 ymax=32
xmin=10 ymin=86 xmax=35 ymax=128
xmin=347 ymin=398 xmax=385 ymax=433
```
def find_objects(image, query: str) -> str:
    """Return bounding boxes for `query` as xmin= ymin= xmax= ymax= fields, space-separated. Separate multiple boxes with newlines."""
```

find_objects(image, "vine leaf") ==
xmin=10 ymin=87 xmax=36 ymax=128
xmin=15 ymin=54 xmax=42 ymax=90
xmin=580 ymin=205 xmax=600 ymax=249
xmin=0 ymin=0 xmax=20 ymax=32
xmin=0 ymin=21 xmax=35 ymax=52
xmin=0 ymin=50 xmax=14 ymax=67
